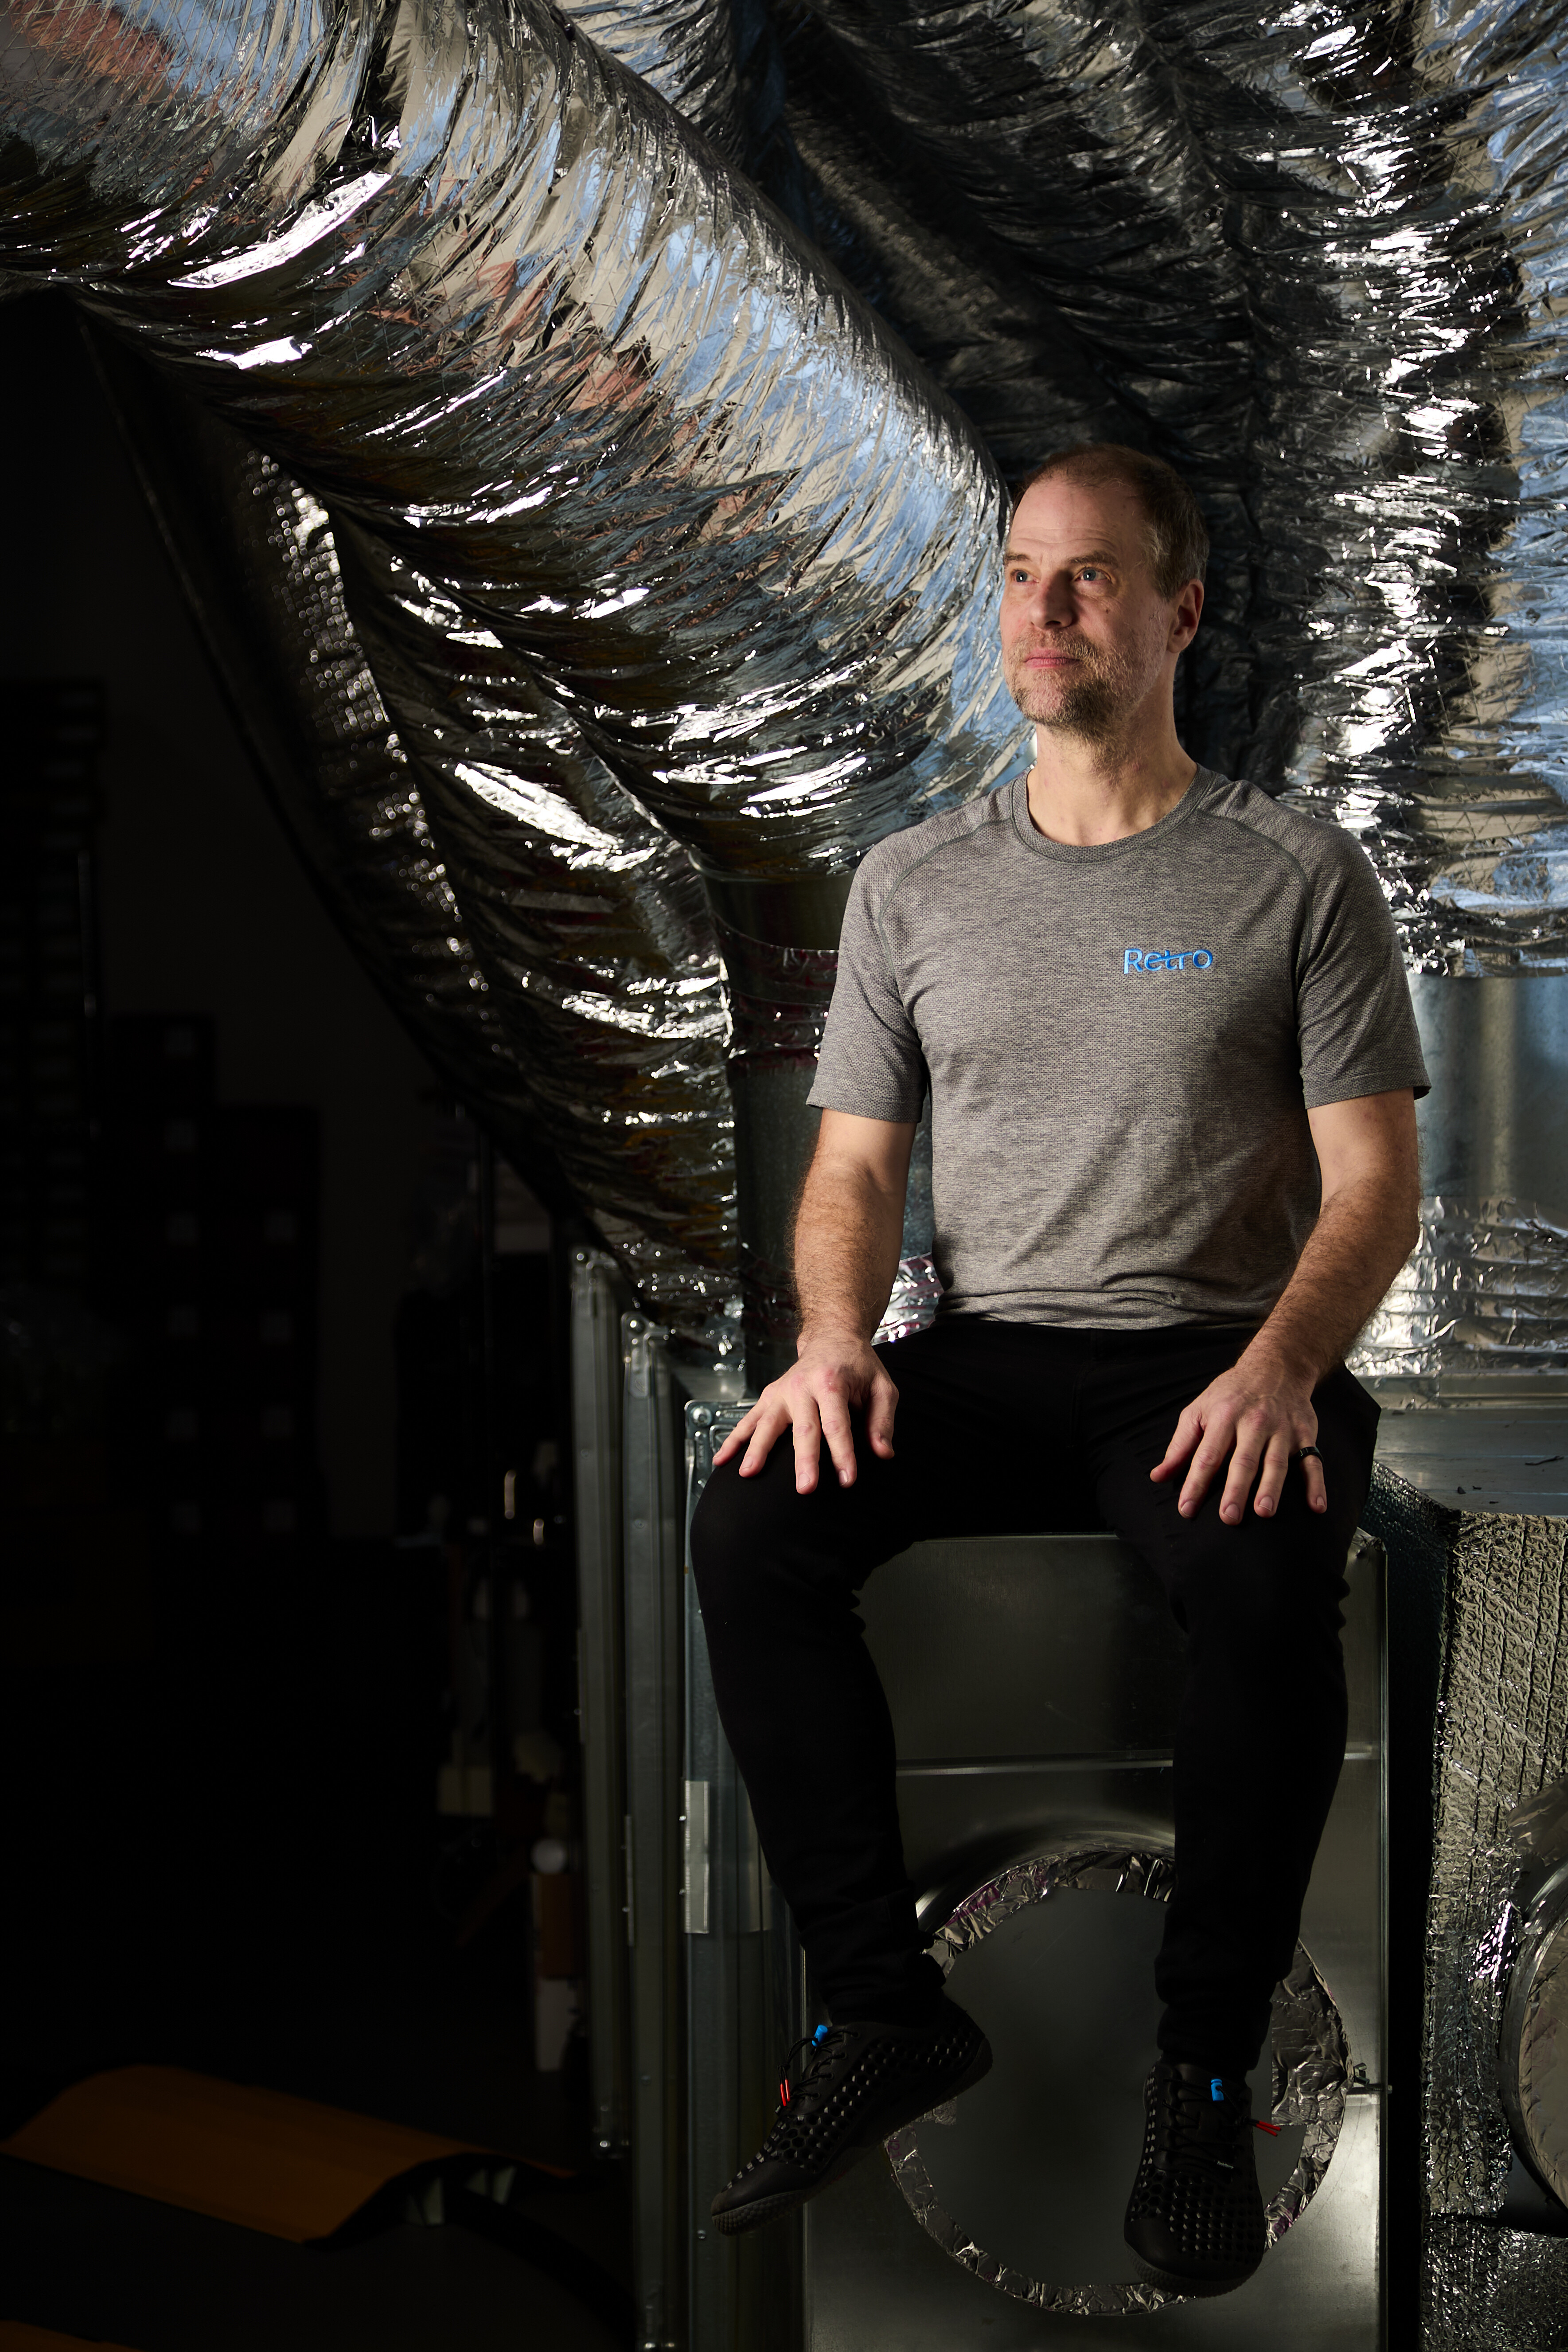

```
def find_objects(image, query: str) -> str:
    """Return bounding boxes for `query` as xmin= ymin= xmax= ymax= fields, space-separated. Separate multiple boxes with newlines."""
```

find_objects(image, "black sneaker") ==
xmin=710 ymin=2000 xmax=992 ymax=2236
xmin=1123 ymin=2062 xmax=1271 ymax=2297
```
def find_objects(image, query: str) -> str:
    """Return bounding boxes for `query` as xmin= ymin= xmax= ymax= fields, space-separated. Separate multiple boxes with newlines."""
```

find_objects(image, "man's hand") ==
xmin=1150 ymin=1347 xmax=1325 ymax=1524
xmin=1150 ymin=1087 xmax=1420 ymax=1526
xmin=712 ymin=1334 xmax=898 ymax=1495
xmin=714 ymin=1106 xmax=914 ymax=1496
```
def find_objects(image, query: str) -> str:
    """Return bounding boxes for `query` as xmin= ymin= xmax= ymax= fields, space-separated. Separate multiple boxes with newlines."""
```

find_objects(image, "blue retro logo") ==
xmin=1123 ymin=947 xmax=1214 ymax=974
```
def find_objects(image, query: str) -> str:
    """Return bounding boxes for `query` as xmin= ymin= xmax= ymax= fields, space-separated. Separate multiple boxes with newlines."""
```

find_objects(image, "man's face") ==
xmin=999 ymin=473 xmax=1201 ymax=741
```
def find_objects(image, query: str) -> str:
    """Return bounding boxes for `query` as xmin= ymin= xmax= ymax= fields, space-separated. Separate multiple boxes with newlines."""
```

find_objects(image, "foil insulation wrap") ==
xmin=324 ymin=513 xmax=740 ymax=1340
xmin=1 ymin=0 xmax=1022 ymax=1336
xmin=90 ymin=335 xmax=742 ymax=1337
xmin=1353 ymin=1198 xmax=1568 ymax=1383
xmin=883 ymin=1849 xmax=1348 ymax=2316
xmin=558 ymin=0 xmax=739 ymax=152
xmin=1425 ymin=2225 xmax=1568 ymax=2352
xmin=776 ymin=0 xmax=1568 ymax=969
xmin=1421 ymin=1492 xmax=1568 ymax=2340
xmin=714 ymin=921 xmax=836 ymax=1359
xmin=874 ymin=1253 xmax=943 ymax=1346
xmin=875 ymin=1106 xmax=939 ymax=1343
xmin=0 ymin=0 xmax=1022 ymax=885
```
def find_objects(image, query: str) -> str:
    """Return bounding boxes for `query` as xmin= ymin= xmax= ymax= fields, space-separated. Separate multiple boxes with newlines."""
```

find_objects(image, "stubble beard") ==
xmin=1006 ymin=636 xmax=1152 ymax=745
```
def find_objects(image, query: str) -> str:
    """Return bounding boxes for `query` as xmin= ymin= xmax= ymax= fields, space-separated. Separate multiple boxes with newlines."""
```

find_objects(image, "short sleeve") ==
xmin=1298 ymin=839 xmax=1430 ymax=1107
xmin=808 ymin=860 xmax=928 ymax=1121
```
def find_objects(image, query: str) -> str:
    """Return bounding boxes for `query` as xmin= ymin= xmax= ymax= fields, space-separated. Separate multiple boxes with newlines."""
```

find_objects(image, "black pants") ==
xmin=689 ymin=1317 xmax=1379 ymax=2077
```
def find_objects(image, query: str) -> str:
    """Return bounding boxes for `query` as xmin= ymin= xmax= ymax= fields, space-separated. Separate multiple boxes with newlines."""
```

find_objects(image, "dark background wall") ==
xmin=5 ymin=292 xmax=436 ymax=1542
xmin=0 ymin=293 xmax=619 ymax=2347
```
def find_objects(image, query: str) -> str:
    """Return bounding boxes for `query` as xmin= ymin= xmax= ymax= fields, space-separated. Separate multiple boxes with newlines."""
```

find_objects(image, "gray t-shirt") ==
xmin=808 ymin=768 xmax=1430 ymax=1330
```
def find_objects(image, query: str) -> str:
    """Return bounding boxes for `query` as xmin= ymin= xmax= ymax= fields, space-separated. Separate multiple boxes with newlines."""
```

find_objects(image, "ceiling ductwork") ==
xmin=5 ymin=0 xmax=1568 ymax=1380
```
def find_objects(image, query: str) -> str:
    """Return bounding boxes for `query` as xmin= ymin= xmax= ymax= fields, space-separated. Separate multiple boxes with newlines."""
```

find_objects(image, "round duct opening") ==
xmin=887 ymin=1849 xmax=1350 ymax=2317
xmin=1501 ymin=1860 xmax=1568 ymax=2209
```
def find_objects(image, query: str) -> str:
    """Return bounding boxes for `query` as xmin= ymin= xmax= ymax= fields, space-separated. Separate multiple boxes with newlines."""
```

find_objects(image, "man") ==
xmin=689 ymin=444 xmax=1425 ymax=2297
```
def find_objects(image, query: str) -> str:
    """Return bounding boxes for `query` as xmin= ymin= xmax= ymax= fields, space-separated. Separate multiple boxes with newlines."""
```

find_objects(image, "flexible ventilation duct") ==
xmin=0 ymin=0 xmax=1021 ymax=1365
xmin=84 ymin=330 xmax=740 ymax=1343
xmin=770 ymin=0 xmax=1568 ymax=974
xmin=0 ymin=0 xmax=1018 ymax=871
xmin=563 ymin=0 xmax=740 ymax=154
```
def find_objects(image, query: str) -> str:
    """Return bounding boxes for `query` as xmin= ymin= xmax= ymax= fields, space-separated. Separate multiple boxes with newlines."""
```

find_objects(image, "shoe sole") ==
xmin=1130 ymin=2253 xmax=1261 ymax=2301
xmin=712 ymin=2036 xmax=994 ymax=2238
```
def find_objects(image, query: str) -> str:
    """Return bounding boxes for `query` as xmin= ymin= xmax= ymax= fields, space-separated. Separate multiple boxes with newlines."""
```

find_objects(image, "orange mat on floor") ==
xmin=0 ymin=2329 xmax=140 ymax=2350
xmin=0 ymin=2066 xmax=540 ymax=2242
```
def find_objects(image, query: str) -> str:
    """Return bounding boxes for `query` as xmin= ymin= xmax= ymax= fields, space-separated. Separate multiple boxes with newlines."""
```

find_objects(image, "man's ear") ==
xmin=1172 ymin=578 xmax=1204 ymax=649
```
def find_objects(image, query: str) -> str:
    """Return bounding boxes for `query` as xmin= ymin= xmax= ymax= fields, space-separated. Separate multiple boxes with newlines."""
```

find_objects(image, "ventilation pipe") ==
xmin=2 ymin=0 xmax=1021 ymax=1382
xmin=76 ymin=332 xmax=738 ymax=1337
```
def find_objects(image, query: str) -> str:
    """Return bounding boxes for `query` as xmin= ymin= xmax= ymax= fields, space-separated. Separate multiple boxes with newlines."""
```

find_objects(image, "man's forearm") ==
xmin=794 ymin=1156 xmax=905 ymax=1347
xmin=1245 ymin=1176 xmax=1419 ymax=1385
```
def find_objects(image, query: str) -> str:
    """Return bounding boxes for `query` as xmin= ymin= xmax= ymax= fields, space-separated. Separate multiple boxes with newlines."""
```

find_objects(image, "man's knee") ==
xmin=689 ymin=1451 xmax=821 ymax=1618
xmin=689 ymin=1457 xmax=761 ymax=1611
xmin=690 ymin=1446 xmax=891 ymax=1632
xmin=1172 ymin=1515 xmax=1350 ymax=1657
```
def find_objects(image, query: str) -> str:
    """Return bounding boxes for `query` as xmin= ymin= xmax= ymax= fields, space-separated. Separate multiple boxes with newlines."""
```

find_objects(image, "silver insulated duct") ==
xmin=0 ymin=0 xmax=1024 ymax=1374
xmin=80 ymin=327 xmax=741 ymax=1345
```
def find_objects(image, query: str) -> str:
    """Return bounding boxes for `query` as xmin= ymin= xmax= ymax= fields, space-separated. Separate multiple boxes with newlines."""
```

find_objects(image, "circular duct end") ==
xmin=886 ymin=1849 xmax=1350 ymax=2317
xmin=1501 ymin=1863 xmax=1568 ymax=2207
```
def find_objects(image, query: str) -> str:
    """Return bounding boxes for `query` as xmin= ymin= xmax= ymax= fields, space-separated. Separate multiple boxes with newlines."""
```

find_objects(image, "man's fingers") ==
xmin=865 ymin=1370 xmax=899 ymax=1458
xmin=788 ymin=1410 xmax=823 ymax=1494
xmin=1250 ymin=1429 xmax=1295 ymax=1520
xmin=712 ymin=1408 xmax=760 ymax=1466
xmin=1215 ymin=1430 xmax=1265 ymax=1522
xmin=1150 ymin=1403 xmax=1204 ymax=1482
xmin=1302 ymin=1449 xmax=1329 ymax=1515
xmin=1181 ymin=1424 xmax=1245 ymax=1518
xmin=737 ymin=1399 xmax=792 ymax=1478
xmin=817 ymin=1392 xmax=859 ymax=1491
xmin=720 ymin=1350 xmax=893 ymax=1495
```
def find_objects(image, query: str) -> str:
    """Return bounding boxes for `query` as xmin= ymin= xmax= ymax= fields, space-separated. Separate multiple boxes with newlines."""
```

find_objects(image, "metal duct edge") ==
xmin=884 ymin=1848 xmax=1348 ymax=2317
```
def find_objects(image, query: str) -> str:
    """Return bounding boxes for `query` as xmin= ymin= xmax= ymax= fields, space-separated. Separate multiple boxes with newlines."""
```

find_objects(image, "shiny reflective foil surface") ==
xmin=323 ymin=511 xmax=741 ymax=1342
xmin=560 ymin=0 xmax=740 ymax=152
xmin=774 ymin=0 xmax=1568 ymax=971
xmin=1353 ymin=1197 xmax=1568 ymax=1379
xmin=883 ymin=1848 xmax=1348 ymax=2314
xmin=89 ymin=336 xmax=742 ymax=1340
xmin=0 ymin=0 xmax=1021 ymax=884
